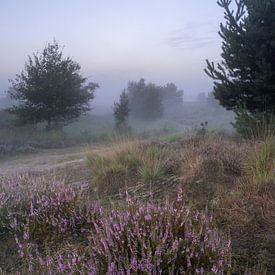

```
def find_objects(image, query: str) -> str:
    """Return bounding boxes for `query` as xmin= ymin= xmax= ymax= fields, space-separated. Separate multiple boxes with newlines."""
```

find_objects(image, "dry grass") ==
xmin=7 ymin=131 xmax=270 ymax=273
xmin=86 ymin=137 xmax=172 ymax=196
xmin=84 ymin=133 xmax=274 ymax=272
xmin=214 ymin=137 xmax=275 ymax=272
xmin=216 ymin=178 xmax=275 ymax=272
xmin=174 ymin=134 xmax=248 ymax=208
xmin=245 ymin=137 xmax=275 ymax=183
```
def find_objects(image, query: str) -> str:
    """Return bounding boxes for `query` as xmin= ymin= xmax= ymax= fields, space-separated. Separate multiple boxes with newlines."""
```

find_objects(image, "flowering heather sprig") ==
xmin=88 ymin=195 xmax=231 ymax=274
xmin=13 ymin=180 xmax=99 ymax=244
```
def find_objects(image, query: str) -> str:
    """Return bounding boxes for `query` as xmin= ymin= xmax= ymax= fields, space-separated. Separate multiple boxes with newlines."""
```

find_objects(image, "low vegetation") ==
xmin=1 ymin=131 xmax=274 ymax=273
xmin=0 ymin=0 xmax=274 ymax=273
xmin=0 ymin=173 xmax=231 ymax=274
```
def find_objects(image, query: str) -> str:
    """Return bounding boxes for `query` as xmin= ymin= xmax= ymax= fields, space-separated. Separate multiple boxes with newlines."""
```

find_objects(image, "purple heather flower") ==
xmin=23 ymin=231 xmax=29 ymax=240
xmin=57 ymin=255 xmax=65 ymax=272
xmin=211 ymin=265 xmax=218 ymax=274
xmin=144 ymin=214 xmax=152 ymax=221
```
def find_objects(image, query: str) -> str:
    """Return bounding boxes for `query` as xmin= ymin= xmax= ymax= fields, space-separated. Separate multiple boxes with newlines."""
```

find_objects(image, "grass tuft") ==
xmin=245 ymin=138 xmax=275 ymax=183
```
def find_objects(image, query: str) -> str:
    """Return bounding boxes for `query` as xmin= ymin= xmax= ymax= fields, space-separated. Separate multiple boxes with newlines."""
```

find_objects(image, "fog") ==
xmin=0 ymin=0 xmax=225 ymax=110
xmin=0 ymin=0 xmax=235 ymax=153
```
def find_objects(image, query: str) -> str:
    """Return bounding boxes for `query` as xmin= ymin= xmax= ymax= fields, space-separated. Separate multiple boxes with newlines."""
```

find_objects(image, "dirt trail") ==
xmin=0 ymin=146 xmax=89 ymax=176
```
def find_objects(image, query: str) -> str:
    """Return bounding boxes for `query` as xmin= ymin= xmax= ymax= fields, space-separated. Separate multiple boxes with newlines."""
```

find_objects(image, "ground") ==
xmin=0 ymin=146 xmax=87 ymax=176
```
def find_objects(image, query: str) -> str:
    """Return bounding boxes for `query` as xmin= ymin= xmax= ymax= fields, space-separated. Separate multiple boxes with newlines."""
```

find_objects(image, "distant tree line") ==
xmin=113 ymin=78 xmax=183 ymax=129
xmin=5 ymin=0 xmax=275 ymax=137
xmin=6 ymin=40 xmax=184 ymax=130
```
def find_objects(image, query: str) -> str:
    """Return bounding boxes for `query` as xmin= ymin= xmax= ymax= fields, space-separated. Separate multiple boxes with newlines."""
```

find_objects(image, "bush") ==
xmin=0 ymin=175 xmax=101 ymax=272
xmin=233 ymin=110 xmax=275 ymax=140
xmin=13 ymin=187 xmax=231 ymax=274
xmin=88 ymin=194 xmax=231 ymax=274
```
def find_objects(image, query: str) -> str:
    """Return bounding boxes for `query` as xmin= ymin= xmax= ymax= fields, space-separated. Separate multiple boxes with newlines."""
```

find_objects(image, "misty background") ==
xmin=0 ymin=0 xmax=225 ymax=111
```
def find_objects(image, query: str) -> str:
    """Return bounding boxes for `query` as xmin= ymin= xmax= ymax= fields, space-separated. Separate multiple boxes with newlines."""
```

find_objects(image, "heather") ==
xmin=0 ymin=132 xmax=275 ymax=273
xmin=0 ymin=174 xmax=231 ymax=274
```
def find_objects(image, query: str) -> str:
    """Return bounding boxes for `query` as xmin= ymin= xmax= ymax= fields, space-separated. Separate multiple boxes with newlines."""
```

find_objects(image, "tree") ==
xmin=127 ymin=78 xmax=163 ymax=120
xmin=113 ymin=90 xmax=130 ymax=130
xmin=159 ymin=83 xmax=183 ymax=108
xmin=7 ymin=40 xmax=99 ymax=128
xmin=205 ymin=0 xmax=275 ymax=115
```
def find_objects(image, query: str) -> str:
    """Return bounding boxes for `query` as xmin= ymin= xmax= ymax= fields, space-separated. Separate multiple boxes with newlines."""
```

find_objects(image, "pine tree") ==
xmin=205 ymin=0 xmax=275 ymax=115
xmin=113 ymin=90 xmax=130 ymax=130
xmin=7 ymin=40 xmax=99 ymax=128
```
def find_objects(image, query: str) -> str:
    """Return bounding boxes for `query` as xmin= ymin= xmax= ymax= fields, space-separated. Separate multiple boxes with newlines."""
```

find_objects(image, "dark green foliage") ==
xmin=7 ymin=40 xmax=99 ymax=128
xmin=232 ymin=109 xmax=275 ymax=139
xmin=205 ymin=0 xmax=275 ymax=115
xmin=127 ymin=78 xmax=163 ymax=120
xmin=126 ymin=79 xmax=184 ymax=120
xmin=159 ymin=83 xmax=183 ymax=108
xmin=113 ymin=90 xmax=130 ymax=130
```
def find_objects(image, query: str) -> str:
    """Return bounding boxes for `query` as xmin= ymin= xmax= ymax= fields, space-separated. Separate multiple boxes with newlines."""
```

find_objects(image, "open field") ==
xmin=0 ymin=131 xmax=274 ymax=274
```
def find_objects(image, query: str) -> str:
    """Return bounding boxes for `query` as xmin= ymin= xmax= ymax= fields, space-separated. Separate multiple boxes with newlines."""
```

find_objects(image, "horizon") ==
xmin=0 ymin=0 xmax=224 ymax=104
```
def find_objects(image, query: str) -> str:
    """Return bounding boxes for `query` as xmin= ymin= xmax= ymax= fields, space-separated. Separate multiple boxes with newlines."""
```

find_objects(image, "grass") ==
xmin=1 ymin=130 xmax=275 ymax=273
xmin=138 ymin=146 xmax=167 ymax=183
xmin=86 ymin=138 xmax=171 ymax=196
xmin=245 ymin=137 xmax=275 ymax=183
xmin=0 ymin=113 xmax=185 ymax=161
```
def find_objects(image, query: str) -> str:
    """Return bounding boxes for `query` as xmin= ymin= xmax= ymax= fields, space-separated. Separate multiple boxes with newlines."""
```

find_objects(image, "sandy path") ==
xmin=0 ymin=146 xmax=88 ymax=176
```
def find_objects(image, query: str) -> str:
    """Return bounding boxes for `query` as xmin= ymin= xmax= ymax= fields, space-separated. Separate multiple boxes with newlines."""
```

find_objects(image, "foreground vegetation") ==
xmin=0 ymin=131 xmax=274 ymax=274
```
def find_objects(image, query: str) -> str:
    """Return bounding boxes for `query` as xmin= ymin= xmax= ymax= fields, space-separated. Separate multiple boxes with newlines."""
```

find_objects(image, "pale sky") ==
xmin=0 ymin=0 xmax=224 ymax=106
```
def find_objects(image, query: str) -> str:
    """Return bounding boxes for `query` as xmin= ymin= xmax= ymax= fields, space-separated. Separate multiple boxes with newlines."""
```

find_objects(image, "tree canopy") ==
xmin=159 ymin=83 xmax=183 ymax=108
xmin=8 ymin=40 xmax=99 ymax=127
xmin=127 ymin=78 xmax=163 ymax=120
xmin=126 ymin=79 xmax=183 ymax=120
xmin=205 ymin=0 xmax=275 ymax=115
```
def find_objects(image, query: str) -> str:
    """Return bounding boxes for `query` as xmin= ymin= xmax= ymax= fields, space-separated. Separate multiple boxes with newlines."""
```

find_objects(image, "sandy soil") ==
xmin=0 ymin=146 xmax=88 ymax=176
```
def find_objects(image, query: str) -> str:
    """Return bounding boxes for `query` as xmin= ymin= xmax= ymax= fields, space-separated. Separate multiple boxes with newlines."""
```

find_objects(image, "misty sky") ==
xmin=0 ymin=0 xmax=225 ymax=107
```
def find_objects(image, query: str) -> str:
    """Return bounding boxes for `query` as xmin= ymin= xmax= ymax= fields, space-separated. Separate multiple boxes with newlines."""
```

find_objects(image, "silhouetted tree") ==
xmin=127 ymin=78 xmax=163 ymax=120
xmin=7 ymin=40 xmax=98 ymax=128
xmin=205 ymin=0 xmax=275 ymax=115
xmin=113 ymin=90 xmax=130 ymax=130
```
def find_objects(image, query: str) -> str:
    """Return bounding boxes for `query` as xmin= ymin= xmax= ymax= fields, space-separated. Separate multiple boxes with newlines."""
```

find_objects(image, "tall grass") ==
xmin=245 ymin=138 xmax=275 ymax=183
xmin=234 ymin=111 xmax=275 ymax=140
xmin=2 ymin=132 xmax=275 ymax=273
xmin=138 ymin=146 xmax=167 ymax=183
xmin=86 ymin=138 xmax=170 ymax=195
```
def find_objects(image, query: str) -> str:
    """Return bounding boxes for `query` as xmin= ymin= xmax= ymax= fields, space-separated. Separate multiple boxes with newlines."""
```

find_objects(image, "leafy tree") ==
xmin=127 ymin=78 xmax=163 ymax=120
xmin=7 ymin=40 xmax=99 ymax=128
xmin=159 ymin=83 xmax=183 ymax=108
xmin=205 ymin=0 xmax=275 ymax=115
xmin=113 ymin=90 xmax=130 ymax=130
